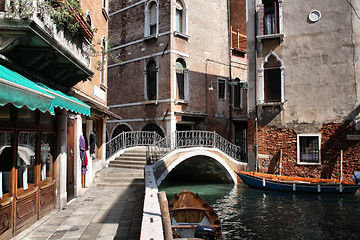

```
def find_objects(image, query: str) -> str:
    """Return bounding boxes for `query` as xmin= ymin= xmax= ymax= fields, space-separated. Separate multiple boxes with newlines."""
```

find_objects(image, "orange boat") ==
xmin=168 ymin=190 xmax=221 ymax=239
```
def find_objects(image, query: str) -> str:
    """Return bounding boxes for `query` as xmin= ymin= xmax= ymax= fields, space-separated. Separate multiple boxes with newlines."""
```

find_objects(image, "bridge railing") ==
xmin=147 ymin=130 xmax=245 ymax=163
xmin=106 ymin=131 xmax=162 ymax=159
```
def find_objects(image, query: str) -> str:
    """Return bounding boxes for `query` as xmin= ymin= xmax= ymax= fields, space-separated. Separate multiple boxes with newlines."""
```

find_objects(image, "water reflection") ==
xmin=159 ymin=183 xmax=360 ymax=239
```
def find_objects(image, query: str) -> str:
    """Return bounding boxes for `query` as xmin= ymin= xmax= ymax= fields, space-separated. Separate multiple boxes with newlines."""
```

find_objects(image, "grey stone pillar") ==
xmin=56 ymin=109 xmax=67 ymax=210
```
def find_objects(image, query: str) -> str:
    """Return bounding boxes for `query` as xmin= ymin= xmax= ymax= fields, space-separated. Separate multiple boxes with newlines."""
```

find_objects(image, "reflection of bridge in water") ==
xmin=106 ymin=130 xmax=248 ymax=184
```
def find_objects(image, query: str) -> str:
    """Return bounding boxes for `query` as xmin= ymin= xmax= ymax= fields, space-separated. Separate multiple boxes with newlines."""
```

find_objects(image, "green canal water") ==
xmin=159 ymin=182 xmax=360 ymax=239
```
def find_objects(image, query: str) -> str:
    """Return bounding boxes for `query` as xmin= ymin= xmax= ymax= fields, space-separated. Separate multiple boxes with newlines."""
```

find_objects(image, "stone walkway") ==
xmin=12 ymin=184 xmax=145 ymax=240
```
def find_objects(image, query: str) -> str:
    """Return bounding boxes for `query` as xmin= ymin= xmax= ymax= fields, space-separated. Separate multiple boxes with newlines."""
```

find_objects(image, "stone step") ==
xmin=95 ymin=181 xmax=144 ymax=187
xmin=114 ymin=156 xmax=147 ymax=161
xmin=111 ymin=159 xmax=147 ymax=165
xmin=108 ymin=163 xmax=145 ymax=169
xmin=95 ymin=177 xmax=144 ymax=183
xmin=96 ymin=172 xmax=144 ymax=178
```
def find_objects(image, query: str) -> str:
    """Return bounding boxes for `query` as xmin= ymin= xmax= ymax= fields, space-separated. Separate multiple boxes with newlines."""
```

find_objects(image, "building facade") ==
xmin=107 ymin=0 xmax=248 ymax=156
xmin=247 ymin=0 xmax=360 ymax=180
xmin=0 ymin=0 xmax=109 ymax=238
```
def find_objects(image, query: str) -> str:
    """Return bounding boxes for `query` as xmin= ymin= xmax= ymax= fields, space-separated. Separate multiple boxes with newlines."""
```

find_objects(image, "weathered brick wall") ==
xmin=258 ymin=124 xmax=360 ymax=181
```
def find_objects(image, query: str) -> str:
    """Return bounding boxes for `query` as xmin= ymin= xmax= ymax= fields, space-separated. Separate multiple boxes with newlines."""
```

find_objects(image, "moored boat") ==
xmin=168 ymin=190 xmax=221 ymax=240
xmin=235 ymin=171 xmax=360 ymax=194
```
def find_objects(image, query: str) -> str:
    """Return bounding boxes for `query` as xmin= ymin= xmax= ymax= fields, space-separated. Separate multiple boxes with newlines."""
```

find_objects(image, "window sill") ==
xmin=174 ymin=31 xmax=190 ymax=40
xmin=175 ymin=99 xmax=189 ymax=105
xmin=257 ymin=101 xmax=284 ymax=110
xmin=257 ymin=33 xmax=284 ymax=42
xmin=144 ymin=34 xmax=158 ymax=41
xmin=102 ymin=8 xmax=109 ymax=21
xmin=100 ymin=83 xmax=108 ymax=91
xmin=297 ymin=162 xmax=321 ymax=166
xmin=143 ymin=100 xmax=158 ymax=105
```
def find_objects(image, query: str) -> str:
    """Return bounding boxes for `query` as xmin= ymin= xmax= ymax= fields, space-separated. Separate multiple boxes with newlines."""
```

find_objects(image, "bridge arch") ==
xmin=154 ymin=147 xmax=242 ymax=186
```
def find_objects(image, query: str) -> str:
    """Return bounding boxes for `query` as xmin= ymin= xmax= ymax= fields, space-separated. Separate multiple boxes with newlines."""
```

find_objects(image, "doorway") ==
xmin=67 ymin=118 xmax=75 ymax=201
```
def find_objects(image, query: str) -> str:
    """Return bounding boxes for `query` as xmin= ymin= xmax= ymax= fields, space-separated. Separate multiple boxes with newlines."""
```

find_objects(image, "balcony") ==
xmin=0 ymin=0 xmax=94 ymax=89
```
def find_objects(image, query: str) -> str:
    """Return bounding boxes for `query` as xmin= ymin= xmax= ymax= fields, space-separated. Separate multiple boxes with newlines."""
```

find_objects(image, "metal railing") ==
xmin=147 ymin=130 xmax=245 ymax=163
xmin=106 ymin=131 xmax=162 ymax=159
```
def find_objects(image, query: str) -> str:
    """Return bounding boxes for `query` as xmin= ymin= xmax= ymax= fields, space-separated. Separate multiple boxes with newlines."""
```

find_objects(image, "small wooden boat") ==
xmin=235 ymin=171 xmax=360 ymax=194
xmin=168 ymin=190 xmax=221 ymax=240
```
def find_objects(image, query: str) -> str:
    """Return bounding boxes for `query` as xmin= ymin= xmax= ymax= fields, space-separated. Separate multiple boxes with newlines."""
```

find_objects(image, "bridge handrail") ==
xmin=106 ymin=131 xmax=162 ymax=159
xmin=147 ymin=130 xmax=244 ymax=163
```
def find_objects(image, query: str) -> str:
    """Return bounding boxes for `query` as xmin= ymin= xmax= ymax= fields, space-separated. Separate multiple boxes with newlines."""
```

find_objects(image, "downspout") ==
xmin=227 ymin=0 xmax=233 ymax=141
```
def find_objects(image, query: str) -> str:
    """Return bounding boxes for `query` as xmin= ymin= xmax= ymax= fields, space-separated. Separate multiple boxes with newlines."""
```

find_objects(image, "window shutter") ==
xmin=258 ymin=4 xmax=264 ymax=36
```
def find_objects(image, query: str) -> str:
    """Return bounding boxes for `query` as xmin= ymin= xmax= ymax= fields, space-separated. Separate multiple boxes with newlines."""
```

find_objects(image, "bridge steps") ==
xmin=95 ymin=147 xmax=147 ymax=187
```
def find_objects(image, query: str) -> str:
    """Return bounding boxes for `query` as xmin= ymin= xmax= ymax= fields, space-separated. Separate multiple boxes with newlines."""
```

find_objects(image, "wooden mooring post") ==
xmin=158 ymin=191 xmax=173 ymax=240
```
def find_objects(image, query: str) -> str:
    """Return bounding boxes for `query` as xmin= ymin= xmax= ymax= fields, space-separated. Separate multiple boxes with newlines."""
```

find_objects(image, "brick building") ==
xmin=247 ymin=0 xmax=360 ymax=180
xmin=0 ymin=0 xmax=109 ymax=237
xmin=107 ymin=0 xmax=248 ymax=157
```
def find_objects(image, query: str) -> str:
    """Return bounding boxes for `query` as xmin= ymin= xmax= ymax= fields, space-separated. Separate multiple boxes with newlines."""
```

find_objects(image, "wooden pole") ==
xmin=279 ymin=149 xmax=282 ymax=176
xmin=340 ymin=150 xmax=343 ymax=182
xmin=158 ymin=191 xmax=173 ymax=240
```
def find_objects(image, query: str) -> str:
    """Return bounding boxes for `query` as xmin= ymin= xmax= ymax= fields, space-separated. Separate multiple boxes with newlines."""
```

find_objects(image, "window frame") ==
xmin=258 ymin=50 xmax=284 ymax=105
xmin=258 ymin=0 xmax=283 ymax=37
xmin=145 ymin=59 xmax=158 ymax=101
xmin=218 ymin=78 xmax=226 ymax=100
xmin=174 ymin=0 xmax=188 ymax=36
xmin=145 ymin=0 xmax=159 ymax=37
xmin=175 ymin=58 xmax=189 ymax=101
xmin=100 ymin=36 xmax=107 ymax=86
xmin=297 ymin=134 xmax=321 ymax=165
xmin=234 ymin=78 xmax=245 ymax=109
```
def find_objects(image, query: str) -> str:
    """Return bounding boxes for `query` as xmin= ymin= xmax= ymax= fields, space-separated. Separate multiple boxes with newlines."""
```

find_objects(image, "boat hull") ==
xmin=236 ymin=171 xmax=359 ymax=194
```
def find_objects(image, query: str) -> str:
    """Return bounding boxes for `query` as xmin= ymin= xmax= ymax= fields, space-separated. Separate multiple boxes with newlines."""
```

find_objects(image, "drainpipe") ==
xmin=227 ymin=0 xmax=233 ymax=142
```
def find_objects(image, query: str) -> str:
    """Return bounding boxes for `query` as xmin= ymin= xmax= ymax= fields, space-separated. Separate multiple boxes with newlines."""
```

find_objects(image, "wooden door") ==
xmin=66 ymin=119 xmax=75 ymax=201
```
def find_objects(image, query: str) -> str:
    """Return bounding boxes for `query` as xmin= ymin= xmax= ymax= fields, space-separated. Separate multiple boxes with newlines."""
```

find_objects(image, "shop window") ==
xmin=0 ymin=132 xmax=12 ymax=202
xmin=297 ymin=134 xmax=321 ymax=165
xmin=259 ymin=50 xmax=284 ymax=104
xmin=258 ymin=0 xmax=283 ymax=36
xmin=145 ymin=1 xmax=158 ymax=37
xmin=0 ymin=104 xmax=11 ymax=122
xmin=146 ymin=60 xmax=157 ymax=101
xmin=40 ymin=134 xmax=55 ymax=184
xmin=17 ymin=132 xmax=36 ymax=192
xmin=176 ymin=58 xmax=188 ymax=100
xmin=40 ymin=111 xmax=55 ymax=125
xmin=218 ymin=78 xmax=226 ymax=100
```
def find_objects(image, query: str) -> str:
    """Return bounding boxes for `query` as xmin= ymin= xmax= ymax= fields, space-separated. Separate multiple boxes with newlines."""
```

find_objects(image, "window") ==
xmin=145 ymin=1 xmax=158 ymax=37
xmin=146 ymin=60 xmax=157 ymax=100
xmin=0 ymin=0 xmax=5 ymax=12
xmin=40 ymin=134 xmax=55 ymax=184
xmin=100 ymin=37 xmax=106 ymax=85
xmin=218 ymin=79 xmax=226 ymax=100
xmin=234 ymin=78 xmax=242 ymax=108
xmin=259 ymin=50 xmax=284 ymax=104
xmin=176 ymin=58 xmax=187 ymax=100
xmin=17 ymin=132 xmax=36 ymax=192
xmin=258 ymin=0 xmax=283 ymax=36
xmin=174 ymin=0 xmax=187 ymax=34
xmin=86 ymin=11 xmax=92 ymax=28
xmin=0 ymin=132 xmax=12 ymax=202
xmin=297 ymin=134 xmax=321 ymax=165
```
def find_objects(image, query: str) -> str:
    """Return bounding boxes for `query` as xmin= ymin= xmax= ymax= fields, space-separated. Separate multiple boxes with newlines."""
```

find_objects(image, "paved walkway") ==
xmin=12 ymin=184 xmax=145 ymax=240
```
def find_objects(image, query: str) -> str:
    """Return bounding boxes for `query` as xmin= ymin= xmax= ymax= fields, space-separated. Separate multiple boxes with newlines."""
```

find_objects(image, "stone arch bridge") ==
xmin=106 ymin=130 xmax=248 ymax=185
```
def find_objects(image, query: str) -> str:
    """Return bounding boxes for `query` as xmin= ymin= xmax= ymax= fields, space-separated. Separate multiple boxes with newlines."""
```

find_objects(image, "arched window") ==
xmin=234 ymin=78 xmax=242 ymax=108
xmin=145 ymin=1 xmax=158 ymax=36
xmin=86 ymin=11 xmax=92 ymax=28
xmin=146 ymin=60 xmax=157 ymax=100
xmin=100 ymin=37 xmax=106 ymax=85
xmin=176 ymin=59 xmax=186 ymax=99
xmin=175 ymin=0 xmax=187 ymax=34
xmin=259 ymin=50 xmax=284 ymax=103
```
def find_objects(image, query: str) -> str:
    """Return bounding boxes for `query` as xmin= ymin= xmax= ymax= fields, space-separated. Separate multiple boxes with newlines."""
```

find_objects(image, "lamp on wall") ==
xmin=208 ymin=81 xmax=248 ymax=90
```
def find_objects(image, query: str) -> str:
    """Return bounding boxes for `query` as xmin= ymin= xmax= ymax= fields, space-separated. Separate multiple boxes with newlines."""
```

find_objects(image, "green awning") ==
xmin=0 ymin=64 xmax=91 ymax=117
